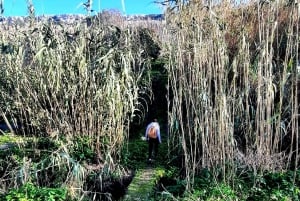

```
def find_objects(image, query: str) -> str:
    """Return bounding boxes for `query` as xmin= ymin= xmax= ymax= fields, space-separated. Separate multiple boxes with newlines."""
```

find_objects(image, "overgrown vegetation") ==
xmin=165 ymin=0 xmax=299 ymax=192
xmin=0 ymin=3 xmax=160 ymax=200
xmin=0 ymin=0 xmax=300 ymax=200
xmin=157 ymin=168 xmax=300 ymax=200
xmin=4 ymin=183 xmax=67 ymax=201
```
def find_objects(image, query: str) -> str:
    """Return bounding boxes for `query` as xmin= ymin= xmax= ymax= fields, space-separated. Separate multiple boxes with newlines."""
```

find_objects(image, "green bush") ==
xmin=247 ymin=171 xmax=300 ymax=201
xmin=5 ymin=183 xmax=67 ymax=201
xmin=155 ymin=168 xmax=300 ymax=201
xmin=70 ymin=136 xmax=95 ymax=163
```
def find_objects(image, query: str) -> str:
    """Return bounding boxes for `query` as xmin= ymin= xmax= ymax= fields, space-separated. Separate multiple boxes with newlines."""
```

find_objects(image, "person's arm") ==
xmin=145 ymin=124 xmax=150 ymax=140
xmin=157 ymin=125 xmax=162 ymax=143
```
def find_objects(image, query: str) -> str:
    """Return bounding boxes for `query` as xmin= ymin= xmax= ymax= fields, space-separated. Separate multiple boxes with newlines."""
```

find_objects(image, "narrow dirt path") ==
xmin=123 ymin=166 xmax=162 ymax=201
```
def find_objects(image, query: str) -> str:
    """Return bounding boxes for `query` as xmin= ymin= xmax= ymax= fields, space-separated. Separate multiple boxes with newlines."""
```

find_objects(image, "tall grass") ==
xmin=0 ymin=0 xmax=299 ymax=198
xmin=0 ymin=11 xmax=157 ymax=198
xmin=164 ymin=0 xmax=299 ymax=190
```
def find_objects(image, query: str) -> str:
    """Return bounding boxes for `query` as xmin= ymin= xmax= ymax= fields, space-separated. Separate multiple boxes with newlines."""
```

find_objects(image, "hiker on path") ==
xmin=145 ymin=119 xmax=161 ymax=161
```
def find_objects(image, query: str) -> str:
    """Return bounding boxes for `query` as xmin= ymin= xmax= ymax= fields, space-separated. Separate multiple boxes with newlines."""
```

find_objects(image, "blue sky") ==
xmin=3 ymin=0 xmax=163 ymax=16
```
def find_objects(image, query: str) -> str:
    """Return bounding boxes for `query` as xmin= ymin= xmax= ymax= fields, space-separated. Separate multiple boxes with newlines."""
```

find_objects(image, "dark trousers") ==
xmin=148 ymin=138 xmax=159 ymax=159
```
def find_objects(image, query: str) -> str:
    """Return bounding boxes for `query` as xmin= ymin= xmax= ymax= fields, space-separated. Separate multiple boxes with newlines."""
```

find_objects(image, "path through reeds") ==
xmin=123 ymin=167 xmax=156 ymax=201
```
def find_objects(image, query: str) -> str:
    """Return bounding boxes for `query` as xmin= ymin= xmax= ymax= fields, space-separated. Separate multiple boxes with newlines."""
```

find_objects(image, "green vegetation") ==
xmin=4 ymin=183 xmax=67 ymax=201
xmin=124 ymin=168 xmax=165 ymax=201
xmin=0 ymin=0 xmax=300 ymax=200
xmin=0 ymin=134 xmax=23 ymax=144
xmin=156 ymin=168 xmax=300 ymax=200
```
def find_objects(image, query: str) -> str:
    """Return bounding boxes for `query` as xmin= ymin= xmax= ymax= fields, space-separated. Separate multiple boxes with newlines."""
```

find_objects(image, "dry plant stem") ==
xmin=165 ymin=0 xmax=299 ymax=190
xmin=0 ymin=15 xmax=154 ymax=198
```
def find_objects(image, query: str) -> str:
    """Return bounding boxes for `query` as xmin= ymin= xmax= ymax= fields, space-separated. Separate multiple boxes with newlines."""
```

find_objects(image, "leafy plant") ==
xmin=5 ymin=183 xmax=67 ymax=201
xmin=70 ymin=136 xmax=95 ymax=163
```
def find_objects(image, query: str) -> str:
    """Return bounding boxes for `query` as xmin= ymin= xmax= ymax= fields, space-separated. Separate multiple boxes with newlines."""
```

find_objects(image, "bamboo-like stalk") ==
xmin=165 ymin=0 xmax=299 ymax=190
xmin=0 ymin=13 xmax=155 ymax=198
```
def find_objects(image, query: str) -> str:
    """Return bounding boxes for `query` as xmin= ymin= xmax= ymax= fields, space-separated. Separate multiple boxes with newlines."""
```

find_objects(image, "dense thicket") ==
xmin=164 ymin=0 xmax=299 ymax=190
xmin=0 ymin=0 xmax=300 ymax=200
xmin=0 ymin=14 xmax=160 ymax=199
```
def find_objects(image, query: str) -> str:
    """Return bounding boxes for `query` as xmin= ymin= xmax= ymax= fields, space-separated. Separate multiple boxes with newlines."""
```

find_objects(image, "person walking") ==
xmin=145 ymin=119 xmax=161 ymax=162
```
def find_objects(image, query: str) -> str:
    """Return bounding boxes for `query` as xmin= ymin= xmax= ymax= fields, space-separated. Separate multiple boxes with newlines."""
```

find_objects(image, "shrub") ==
xmin=5 ymin=183 xmax=67 ymax=201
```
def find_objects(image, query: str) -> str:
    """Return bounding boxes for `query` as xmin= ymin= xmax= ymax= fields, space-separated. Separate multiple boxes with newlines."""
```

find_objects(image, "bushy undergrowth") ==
xmin=4 ymin=183 xmax=68 ymax=201
xmin=157 ymin=168 xmax=300 ymax=201
xmin=0 ymin=134 xmax=133 ymax=200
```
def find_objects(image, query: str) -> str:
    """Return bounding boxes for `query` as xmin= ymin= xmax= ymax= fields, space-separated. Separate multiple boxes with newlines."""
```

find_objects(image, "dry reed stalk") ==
xmin=0 ymin=14 xmax=155 ymax=197
xmin=164 ymin=0 xmax=299 ymax=189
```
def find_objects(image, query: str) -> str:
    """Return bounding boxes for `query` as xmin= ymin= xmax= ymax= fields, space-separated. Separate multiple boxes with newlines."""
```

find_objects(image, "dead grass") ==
xmin=164 ymin=0 xmax=299 ymax=190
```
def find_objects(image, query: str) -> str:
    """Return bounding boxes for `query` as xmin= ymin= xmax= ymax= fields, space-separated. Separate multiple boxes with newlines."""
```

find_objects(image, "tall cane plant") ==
xmin=0 ymin=12 xmax=156 ymax=198
xmin=164 ymin=0 xmax=299 ymax=190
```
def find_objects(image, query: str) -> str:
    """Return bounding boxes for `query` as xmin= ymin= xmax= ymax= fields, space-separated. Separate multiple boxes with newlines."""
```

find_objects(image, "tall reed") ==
xmin=164 ymin=0 xmax=299 ymax=190
xmin=0 ymin=12 xmax=156 ymax=198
